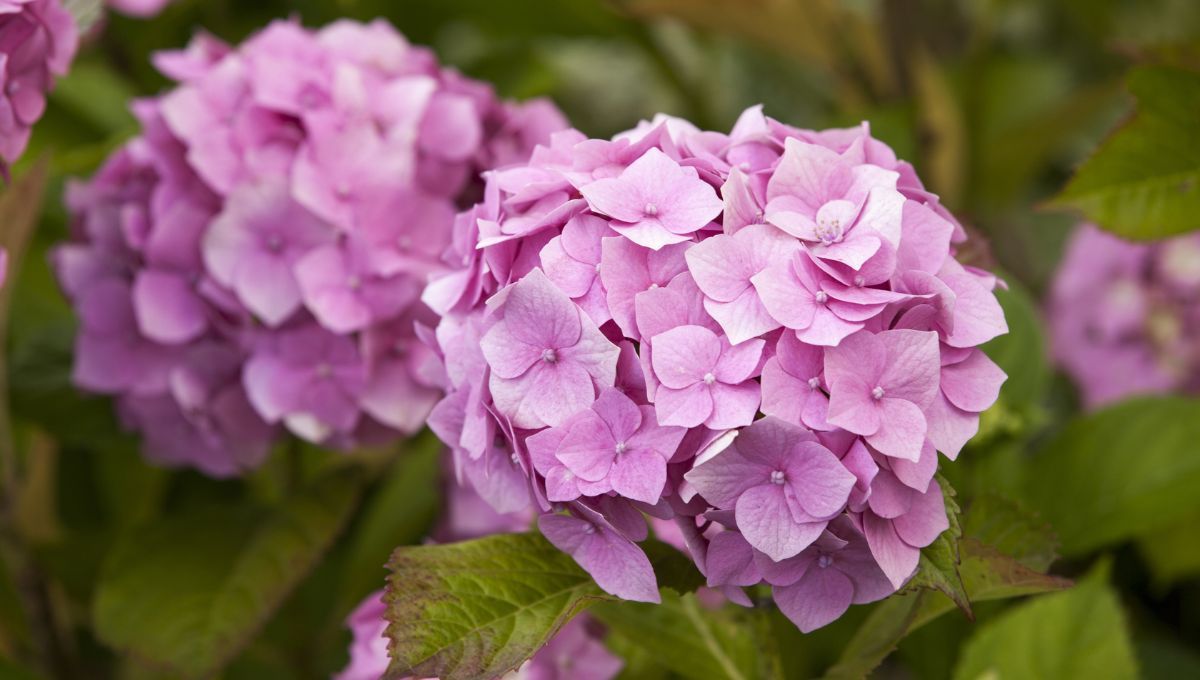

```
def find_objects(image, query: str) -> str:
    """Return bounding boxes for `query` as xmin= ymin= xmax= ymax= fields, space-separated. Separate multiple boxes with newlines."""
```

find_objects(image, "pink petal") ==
xmin=609 ymin=448 xmax=667 ymax=504
xmin=773 ymin=566 xmax=855 ymax=633
xmin=878 ymin=329 xmax=941 ymax=407
xmin=866 ymin=398 xmax=927 ymax=462
xmin=862 ymin=513 xmax=919 ymax=588
xmin=941 ymin=349 xmax=1006 ymax=413
xmin=132 ymin=270 xmax=207 ymax=344
xmin=826 ymin=373 xmax=882 ymax=436
xmin=785 ymin=442 xmax=855 ymax=519
xmin=654 ymin=383 xmax=714 ymax=428
xmin=893 ymin=481 xmax=949 ymax=548
xmin=684 ymin=445 xmax=766 ymax=509
xmin=736 ymin=484 xmax=825 ymax=561
xmin=539 ymin=514 xmax=660 ymax=603
xmin=705 ymin=381 xmax=761 ymax=429
xmin=650 ymin=325 xmax=721 ymax=389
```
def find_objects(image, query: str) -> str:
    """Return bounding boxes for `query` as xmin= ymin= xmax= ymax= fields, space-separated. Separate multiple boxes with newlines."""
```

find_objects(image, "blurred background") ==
xmin=3 ymin=0 xmax=1200 ymax=678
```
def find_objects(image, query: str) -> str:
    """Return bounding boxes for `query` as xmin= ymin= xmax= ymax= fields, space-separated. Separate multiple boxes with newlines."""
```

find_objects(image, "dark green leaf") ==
xmin=820 ymin=591 xmax=928 ymax=680
xmin=593 ymin=591 xmax=782 ymax=680
xmin=1021 ymin=396 xmax=1200 ymax=556
xmin=93 ymin=467 xmax=364 ymax=678
xmin=383 ymin=532 xmax=609 ymax=680
xmin=952 ymin=565 xmax=1138 ymax=680
xmin=1052 ymin=66 xmax=1200 ymax=239
xmin=981 ymin=280 xmax=1049 ymax=411
xmin=1137 ymin=508 xmax=1200 ymax=586
xmin=962 ymin=494 xmax=1059 ymax=573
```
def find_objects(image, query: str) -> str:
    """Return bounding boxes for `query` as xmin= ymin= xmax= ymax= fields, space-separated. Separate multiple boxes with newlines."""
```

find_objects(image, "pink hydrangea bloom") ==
xmin=422 ymin=107 xmax=1008 ymax=631
xmin=54 ymin=19 xmax=565 ymax=475
xmin=0 ymin=0 xmax=77 ymax=167
xmin=1049 ymin=224 xmax=1200 ymax=409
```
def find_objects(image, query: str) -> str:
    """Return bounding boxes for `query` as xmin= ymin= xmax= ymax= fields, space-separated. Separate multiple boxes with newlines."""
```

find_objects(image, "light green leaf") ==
xmin=962 ymin=494 xmax=1059 ymax=573
xmin=593 ymin=591 xmax=781 ymax=680
xmin=1021 ymin=396 xmax=1200 ymax=556
xmin=952 ymin=566 xmax=1138 ymax=680
xmin=93 ymin=467 xmax=364 ymax=678
xmin=1052 ymin=65 xmax=1200 ymax=239
xmin=383 ymin=532 xmax=699 ymax=680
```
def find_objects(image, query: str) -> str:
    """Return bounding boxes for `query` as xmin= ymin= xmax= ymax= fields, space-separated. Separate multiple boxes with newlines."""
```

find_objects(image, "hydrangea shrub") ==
xmin=0 ymin=0 xmax=77 ymax=168
xmin=53 ymin=19 xmax=565 ymax=476
xmin=1050 ymin=224 xmax=1200 ymax=408
xmin=423 ymin=107 xmax=1008 ymax=632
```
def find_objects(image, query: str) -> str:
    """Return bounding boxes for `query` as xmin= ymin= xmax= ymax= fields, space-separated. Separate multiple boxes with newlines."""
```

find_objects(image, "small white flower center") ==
xmin=594 ymin=262 xmax=602 ymax=274
xmin=644 ymin=202 xmax=659 ymax=216
xmin=703 ymin=372 xmax=717 ymax=385
xmin=648 ymin=283 xmax=659 ymax=291
xmin=814 ymin=291 xmax=829 ymax=304
xmin=614 ymin=441 xmax=628 ymax=455
xmin=336 ymin=182 xmax=352 ymax=199
xmin=872 ymin=385 xmax=885 ymax=400
xmin=582 ymin=524 xmax=597 ymax=535
xmin=510 ymin=452 xmax=521 ymax=465
xmin=266 ymin=234 xmax=284 ymax=253
xmin=854 ymin=276 xmax=866 ymax=287
xmin=770 ymin=470 xmax=786 ymax=485
xmin=817 ymin=554 xmax=833 ymax=569
xmin=541 ymin=348 xmax=559 ymax=364
xmin=738 ymin=162 xmax=751 ymax=172
xmin=807 ymin=377 xmax=821 ymax=390
xmin=814 ymin=199 xmax=855 ymax=244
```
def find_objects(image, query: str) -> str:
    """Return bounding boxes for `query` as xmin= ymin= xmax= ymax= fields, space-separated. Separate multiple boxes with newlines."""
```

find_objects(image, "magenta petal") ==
xmin=650 ymin=325 xmax=721 ymax=389
xmin=684 ymin=445 xmax=766 ymax=509
xmin=609 ymin=448 xmax=667 ymax=504
xmin=826 ymin=374 xmax=882 ymax=436
xmin=705 ymin=531 xmax=762 ymax=588
xmin=941 ymin=349 xmax=1006 ymax=413
xmin=893 ymin=481 xmax=949 ymax=548
xmin=705 ymin=381 xmax=761 ymax=430
xmin=539 ymin=514 xmax=660 ymax=603
xmin=867 ymin=398 xmax=927 ymax=462
xmin=654 ymin=383 xmax=714 ymax=428
xmin=773 ymin=567 xmax=854 ymax=633
xmin=736 ymin=484 xmax=824 ymax=562
xmin=557 ymin=411 xmax=617 ymax=482
xmin=862 ymin=512 xmax=920 ymax=588
xmin=132 ymin=270 xmax=207 ymax=344
xmin=784 ymin=442 xmax=855 ymax=519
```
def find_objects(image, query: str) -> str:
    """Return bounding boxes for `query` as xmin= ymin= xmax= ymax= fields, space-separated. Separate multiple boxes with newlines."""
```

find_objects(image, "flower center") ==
xmin=582 ymin=523 xmax=597 ymax=535
xmin=644 ymin=202 xmax=659 ymax=217
xmin=510 ymin=452 xmax=521 ymax=465
xmin=336 ymin=181 xmax=352 ymax=199
xmin=346 ymin=275 xmax=362 ymax=291
xmin=541 ymin=348 xmax=559 ymax=364
xmin=817 ymin=554 xmax=833 ymax=569
xmin=703 ymin=372 xmax=717 ymax=385
xmin=266 ymin=234 xmax=284 ymax=253
xmin=854 ymin=275 xmax=866 ymax=287
xmin=872 ymin=385 xmax=885 ymax=400
xmin=614 ymin=441 xmax=628 ymax=455
xmin=770 ymin=470 xmax=786 ymax=485
xmin=814 ymin=291 xmax=829 ymax=304
xmin=807 ymin=377 xmax=821 ymax=390
xmin=814 ymin=199 xmax=855 ymax=244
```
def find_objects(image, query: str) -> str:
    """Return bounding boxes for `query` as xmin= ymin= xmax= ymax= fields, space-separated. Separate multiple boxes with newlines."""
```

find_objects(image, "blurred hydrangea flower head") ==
xmin=423 ymin=106 xmax=1008 ymax=631
xmin=54 ymin=18 xmax=565 ymax=476
xmin=0 ymin=0 xmax=77 ymax=167
xmin=1049 ymin=224 xmax=1200 ymax=409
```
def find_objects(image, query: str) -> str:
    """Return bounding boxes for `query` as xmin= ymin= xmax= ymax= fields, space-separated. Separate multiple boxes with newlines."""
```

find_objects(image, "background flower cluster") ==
xmin=52 ymin=18 xmax=564 ymax=475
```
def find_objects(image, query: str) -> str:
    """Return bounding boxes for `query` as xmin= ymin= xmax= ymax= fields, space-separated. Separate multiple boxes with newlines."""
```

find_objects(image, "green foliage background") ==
xmin=3 ymin=0 xmax=1200 ymax=678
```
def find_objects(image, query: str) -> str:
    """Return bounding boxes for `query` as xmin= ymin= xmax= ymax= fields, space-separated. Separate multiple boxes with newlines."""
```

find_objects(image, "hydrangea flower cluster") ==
xmin=1049 ymin=224 xmax=1200 ymax=409
xmin=53 ymin=19 xmax=565 ymax=476
xmin=423 ymin=106 xmax=1008 ymax=632
xmin=0 ymin=0 xmax=77 ymax=168
xmin=338 ymin=483 xmax=621 ymax=680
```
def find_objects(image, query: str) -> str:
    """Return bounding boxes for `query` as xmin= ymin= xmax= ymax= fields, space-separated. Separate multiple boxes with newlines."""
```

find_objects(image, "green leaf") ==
xmin=981 ymin=280 xmax=1049 ymax=411
xmin=962 ymin=494 xmax=1059 ymax=573
xmin=952 ymin=566 xmax=1138 ymax=680
xmin=1021 ymin=396 xmax=1200 ymax=556
xmin=1052 ymin=65 xmax=1200 ymax=239
xmin=592 ymin=591 xmax=782 ymax=680
xmin=93 ymin=466 xmax=364 ymax=678
xmin=383 ymin=532 xmax=698 ymax=680
xmin=900 ymin=476 xmax=970 ymax=616
xmin=820 ymin=591 xmax=928 ymax=680
xmin=1137 ymin=508 xmax=1200 ymax=586
xmin=383 ymin=532 xmax=607 ymax=680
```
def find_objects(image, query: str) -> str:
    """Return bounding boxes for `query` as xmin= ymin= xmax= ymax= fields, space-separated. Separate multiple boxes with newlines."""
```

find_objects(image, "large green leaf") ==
xmin=383 ymin=532 xmax=699 ymax=680
xmin=1051 ymin=66 xmax=1200 ymax=239
xmin=952 ymin=566 xmax=1138 ymax=680
xmin=981 ymin=280 xmax=1049 ymax=411
xmin=1137 ymin=508 xmax=1200 ymax=586
xmin=592 ymin=591 xmax=782 ymax=680
xmin=93 ymin=467 xmax=364 ymax=678
xmin=1021 ymin=396 xmax=1200 ymax=556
